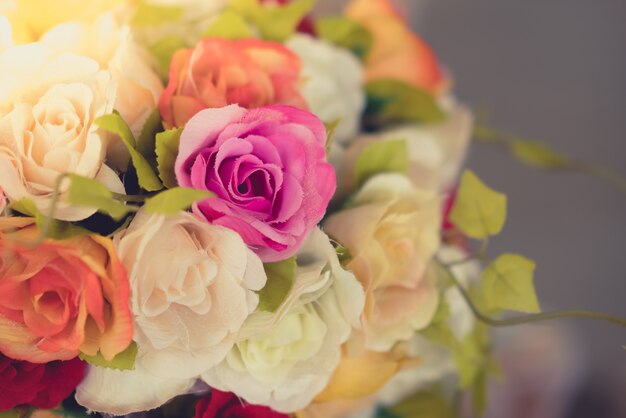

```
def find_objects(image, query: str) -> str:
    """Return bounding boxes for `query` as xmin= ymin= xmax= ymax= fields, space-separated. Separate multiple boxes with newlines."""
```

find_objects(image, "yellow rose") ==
xmin=1 ymin=0 xmax=125 ymax=43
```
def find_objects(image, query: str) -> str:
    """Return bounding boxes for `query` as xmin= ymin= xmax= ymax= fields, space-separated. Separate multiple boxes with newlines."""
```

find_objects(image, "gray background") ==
xmin=315 ymin=1 xmax=626 ymax=416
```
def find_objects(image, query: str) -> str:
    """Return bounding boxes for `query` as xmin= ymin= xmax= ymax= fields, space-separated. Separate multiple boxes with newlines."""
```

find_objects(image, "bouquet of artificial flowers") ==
xmin=6 ymin=1 xmax=615 ymax=417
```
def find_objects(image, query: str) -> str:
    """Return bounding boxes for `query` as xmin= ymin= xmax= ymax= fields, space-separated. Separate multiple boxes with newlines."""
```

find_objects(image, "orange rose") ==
xmin=159 ymin=38 xmax=307 ymax=127
xmin=0 ymin=218 xmax=133 ymax=363
xmin=345 ymin=0 xmax=447 ymax=93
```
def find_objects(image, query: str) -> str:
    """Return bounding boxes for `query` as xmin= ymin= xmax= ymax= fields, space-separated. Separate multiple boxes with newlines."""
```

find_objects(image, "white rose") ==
xmin=41 ymin=13 xmax=163 ymax=169
xmin=286 ymin=34 xmax=365 ymax=145
xmin=336 ymin=101 xmax=473 ymax=198
xmin=203 ymin=228 xmax=365 ymax=413
xmin=324 ymin=173 xmax=442 ymax=351
xmin=0 ymin=43 xmax=122 ymax=221
xmin=76 ymin=210 xmax=267 ymax=415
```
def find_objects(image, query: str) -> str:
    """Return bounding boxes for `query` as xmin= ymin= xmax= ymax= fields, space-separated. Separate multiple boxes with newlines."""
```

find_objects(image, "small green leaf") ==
xmin=354 ymin=139 xmax=409 ymax=186
xmin=449 ymin=170 xmax=507 ymax=239
xmin=136 ymin=108 xmax=163 ymax=171
xmin=364 ymin=80 xmax=446 ymax=128
xmin=324 ymin=118 xmax=341 ymax=153
xmin=510 ymin=140 xmax=571 ymax=168
xmin=155 ymin=128 xmax=183 ymax=189
xmin=203 ymin=10 xmax=253 ymax=39
xmin=316 ymin=17 xmax=373 ymax=59
xmin=79 ymin=341 xmax=138 ymax=371
xmin=386 ymin=388 xmax=456 ymax=418
xmin=143 ymin=188 xmax=214 ymax=215
xmin=67 ymin=175 xmax=131 ymax=221
xmin=131 ymin=2 xmax=183 ymax=27
xmin=0 ymin=410 xmax=20 ymax=418
xmin=258 ymin=257 xmax=297 ymax=312
xmin=148 ymin=36 xmax=187 ymax=78
xmin=482 ymin=253 xmax=540 ymax=313
xmin=95 ymin=112 xmax=163 ymax=192
xmin=229 ymin=0 xmax=314 ymax=41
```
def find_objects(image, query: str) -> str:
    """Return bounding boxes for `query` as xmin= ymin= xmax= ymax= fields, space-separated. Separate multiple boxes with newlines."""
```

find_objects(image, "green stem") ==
xmin=438 ymin=258 xmax=626 ymax=328
xmin=474 ymin=124 xmax=626 ymax=196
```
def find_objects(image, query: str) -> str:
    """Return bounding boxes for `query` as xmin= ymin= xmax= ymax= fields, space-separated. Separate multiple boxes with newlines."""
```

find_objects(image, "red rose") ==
xmin=0 ymin=354 xmax=85 ymax=410
xmin=195 ymin=390 xmax=288 ymax=418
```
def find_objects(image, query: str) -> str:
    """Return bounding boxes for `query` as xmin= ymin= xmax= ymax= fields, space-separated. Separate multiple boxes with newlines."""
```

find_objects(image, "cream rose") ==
xmin=286 ymin=34 xmax=365 ymax=145
xmin=203 ymin=228 xmax=365 ymax=413
xmin=0 ymin=43 xmax=122 ymax=221
xmin=76 ymin=210 xmax=267 ymax=415
xmin=324 ymin=173 xmax=442 ymax=351
xmin=336 ymin=100 xmax=473 ymax=198
xmin=371 ymin=246 xmax=479 ymax=410
xmin=41 ymin=13 xmax=163 ymax=169
xmin=0 ymin=187 xmax=5 ymax=214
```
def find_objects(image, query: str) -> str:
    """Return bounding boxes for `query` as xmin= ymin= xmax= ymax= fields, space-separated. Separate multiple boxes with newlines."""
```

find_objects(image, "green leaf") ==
xmin=79 ymin=341 xmax=138 ymax=371
xmin=66 ymin=175 xmax=131 ymax=221
xmin=324 ymin=118 xmax=341 ymax=154
xmin=95 ymin=112 xmax=163 ymax=192
xmin=229 ymin=0 xmax=314 ymax=41
xmin=148 ymin=36 xmax=187 ymax=78
xmin=49 ymin=408 xmax=92 ymax=418
xmin=364 ymin=80 xmax=446 ymax=128
xmin=386 ymin=388 xmax=456 ymax=418
xmin=136 ymin=109 xmax=163 ymax=171
xmin=10 ymin=198 xmax=97 ymax=240
xmin=354 ymin=139 xmax=409 ymax=186
xmin=203 ymin=10 xmax=253 ymax=39
xmin=482 ymin=253 xmax=540 ymax=313
xmin=316 ymin=17 xmax=373 ymax=59
xmin=258 ymin=257 xmax=297 ymax=312
xmin=143 ymin=188 xmax=214 ymax=215
xmin=155 ymin=128 xmax=183 ymax=189
xmin=449 ymin=170 xmax=507 ymax=239
xmin=131 ymin=2 xmax=183 ymax=27
xmin=510 ymin=140 xmax=571 ymax=168
xmin=0 ymin=410 xmax=20 ymax=418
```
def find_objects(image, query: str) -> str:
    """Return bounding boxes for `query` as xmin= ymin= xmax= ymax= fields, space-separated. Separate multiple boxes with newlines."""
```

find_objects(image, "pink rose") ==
xmin=159 ymin=38 xmax=307 ymax=128
xmin=175 ymin=105 xmax=335 ymax=262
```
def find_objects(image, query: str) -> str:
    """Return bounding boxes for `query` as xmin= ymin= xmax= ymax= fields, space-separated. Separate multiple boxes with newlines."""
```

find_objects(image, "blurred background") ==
xmin=316 ymin=1 xmax=626 ymax=417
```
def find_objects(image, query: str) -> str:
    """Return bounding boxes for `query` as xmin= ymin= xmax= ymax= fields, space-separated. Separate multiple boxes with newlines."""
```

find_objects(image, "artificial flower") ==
xmin=160 ymin=38 xmax=307 ymax=128
xmin=0 ymin=0 xmax=124 ymax=43
xmin=0 ymin=187 xmax=5 ymax=214
xmin=203 ymin=228 xmax=365 ymax=412
xmin=76 ymin=361 xmax=196 ymax=416
xmin=0 ymin=43 xmax=124 ymax=221
xmin=336 ymin=100 xmax=473 ymax=197
xmin=286 ymin=34 xmax=365 ymax=145
xmin=0 ymin=355 xmax=85 ymax=410
xmin=195 ymin=389 xmax=289 ymax=418
xmin=175 ymin=105 xmax=335 ymax=262
xmin=0 ymin=217 xmax=134 ymax=363
xmin=40 ymin=13 xmax=163 ymax=169
xmin=345 ymin=0 xmax=447 ymax=94
xmin=324 ymin=173 xmax=441 ymax=351
xmin=76 ymin=210 xmax=266 ymax=415
xmin=0 ymin=15 xmax=12 ymax=51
